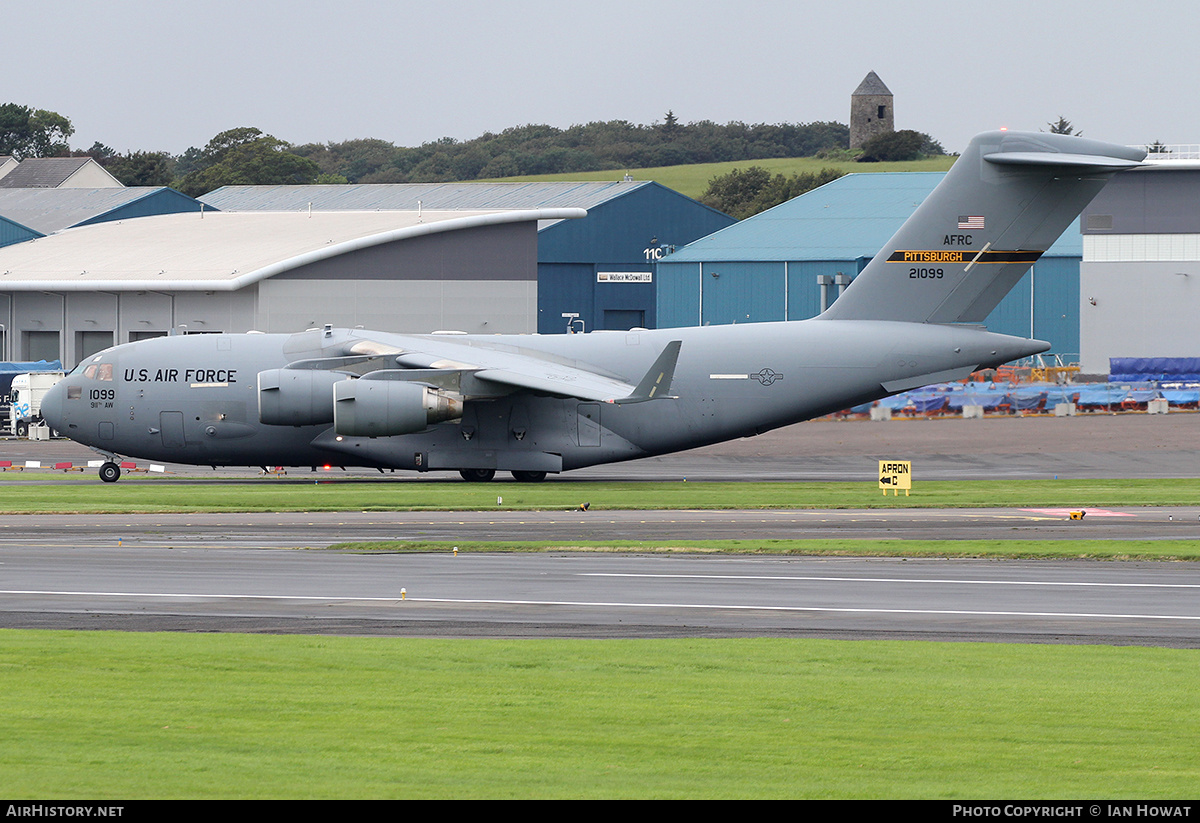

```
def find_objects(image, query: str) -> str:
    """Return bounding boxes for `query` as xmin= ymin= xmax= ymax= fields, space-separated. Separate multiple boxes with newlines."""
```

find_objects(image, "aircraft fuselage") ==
xmin=43 ymin=319 xmax=1044 ymax=476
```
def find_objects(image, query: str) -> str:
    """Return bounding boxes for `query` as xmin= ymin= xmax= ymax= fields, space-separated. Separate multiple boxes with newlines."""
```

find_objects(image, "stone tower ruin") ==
xmin=850 ymin=71 xmax=894 ymax=149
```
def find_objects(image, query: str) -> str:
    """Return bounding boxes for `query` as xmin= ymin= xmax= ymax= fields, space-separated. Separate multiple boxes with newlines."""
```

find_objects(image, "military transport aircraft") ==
xmin=41 ymin=131 xmax=1145 ymax=482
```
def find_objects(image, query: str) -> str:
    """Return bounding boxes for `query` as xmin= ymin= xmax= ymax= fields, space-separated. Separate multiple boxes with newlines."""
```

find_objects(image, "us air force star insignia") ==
xmin=751 ymin=368 xmax=783 ymax=386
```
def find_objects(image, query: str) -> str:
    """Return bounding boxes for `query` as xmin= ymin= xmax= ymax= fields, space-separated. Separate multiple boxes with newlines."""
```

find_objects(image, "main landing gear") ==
xmin=511 ymin=471 xmax=546 ymax=483
xmin=457 ymin=469 xmax=548 ymax=482
xmin=459 ymin=468 xmax=496 ymax=482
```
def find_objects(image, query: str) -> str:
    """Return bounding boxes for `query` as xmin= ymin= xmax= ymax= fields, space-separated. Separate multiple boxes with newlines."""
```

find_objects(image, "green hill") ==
xmin=485 ymin=155 xmax=957 ymax=200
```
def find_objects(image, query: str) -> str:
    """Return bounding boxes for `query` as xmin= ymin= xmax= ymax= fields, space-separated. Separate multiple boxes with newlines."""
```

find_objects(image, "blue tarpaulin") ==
xmin=1110 ymin=357 xmax=1200 ymax=382
xmin=1161 ymin=390 xmax=1200 ymax=406
xmin=844 ymin=378 xmax=1196 ymax=416
xmin=947 ymin=391 xmax=1010 ymax=410
xmin=1077 ymin=387 xmax=1130 ymax=407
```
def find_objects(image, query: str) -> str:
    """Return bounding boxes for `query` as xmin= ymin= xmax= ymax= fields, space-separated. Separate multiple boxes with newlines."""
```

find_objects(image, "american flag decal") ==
xmin=958 ymin=215 xmax=985 ymax=230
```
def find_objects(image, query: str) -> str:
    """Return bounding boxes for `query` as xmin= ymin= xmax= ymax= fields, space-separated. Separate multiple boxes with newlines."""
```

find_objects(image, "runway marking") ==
xmin=981 ymin=515 xmax=1060 ymax=521
xmin=3 ymin=590 xmax=1199 ymax=622
xmin=2 ymin=589 xmax=405 ymax=601
xmin=1021 ymin=508 xmax=1138 ymax=517
xmin=580 ymin=573 xmax=1200 ymax=589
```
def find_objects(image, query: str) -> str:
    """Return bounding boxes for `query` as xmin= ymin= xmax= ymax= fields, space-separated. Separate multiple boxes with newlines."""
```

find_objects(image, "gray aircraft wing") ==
xmin=283 ymin=335 xmax=683 ymax=404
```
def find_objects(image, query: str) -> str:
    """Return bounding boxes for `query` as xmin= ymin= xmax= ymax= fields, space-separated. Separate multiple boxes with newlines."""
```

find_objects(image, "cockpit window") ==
xmin=83 ymin=365 xmax=97 ymax=379
xmin=97 ymin=364 xmax=113 ymax=381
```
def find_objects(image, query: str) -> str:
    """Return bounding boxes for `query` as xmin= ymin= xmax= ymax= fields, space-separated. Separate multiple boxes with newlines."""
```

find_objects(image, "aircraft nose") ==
xmin=41 ymin=379 xmax=66 ymax=431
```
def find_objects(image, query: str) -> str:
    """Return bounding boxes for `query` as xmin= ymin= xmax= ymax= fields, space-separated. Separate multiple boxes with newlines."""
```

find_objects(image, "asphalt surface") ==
xmin=3 ymin=410 xmax=1200 ymax=481
xmin=2 ymin=412 xmax=1199 ymax=644
xmin=4 ymin=543 xmax=1199 ymax=646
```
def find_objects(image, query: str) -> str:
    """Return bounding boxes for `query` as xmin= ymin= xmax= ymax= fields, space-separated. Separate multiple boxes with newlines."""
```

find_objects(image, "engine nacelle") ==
xmin=333 ymin=378 xmax=463 ymax=437
xmin=258 ymin=368 xmax=344 ymax=426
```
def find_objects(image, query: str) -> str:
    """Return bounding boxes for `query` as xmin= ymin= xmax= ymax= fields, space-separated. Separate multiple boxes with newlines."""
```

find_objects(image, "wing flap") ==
xmin=471 ymin=367 xmax=633 ymax=401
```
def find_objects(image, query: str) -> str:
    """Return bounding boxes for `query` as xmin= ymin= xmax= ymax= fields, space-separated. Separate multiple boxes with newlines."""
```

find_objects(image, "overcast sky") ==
xmin=11 ymin=1 xmax=1200 ymax=157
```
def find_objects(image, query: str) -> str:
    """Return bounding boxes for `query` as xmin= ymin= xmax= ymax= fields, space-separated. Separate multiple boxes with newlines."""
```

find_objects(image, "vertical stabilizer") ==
xmin=820 ymin=131 xmax=1144 ymax=324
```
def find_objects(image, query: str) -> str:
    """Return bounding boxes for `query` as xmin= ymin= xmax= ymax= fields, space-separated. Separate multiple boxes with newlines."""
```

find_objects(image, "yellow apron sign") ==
xmin=878 ymin=460 xmax=912 ymax=496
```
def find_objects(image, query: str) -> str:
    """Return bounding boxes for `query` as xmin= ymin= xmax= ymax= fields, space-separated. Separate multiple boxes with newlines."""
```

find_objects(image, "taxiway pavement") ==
xmin=2 ymin=413 xmax=1198 ymax=643
xmin=3 ymin=412 xmax=1199 ymax=482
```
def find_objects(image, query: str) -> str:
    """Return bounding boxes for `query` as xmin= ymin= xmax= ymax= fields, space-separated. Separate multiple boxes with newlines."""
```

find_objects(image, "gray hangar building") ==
xmin=199 ymin=182 xmax=734 ymax=335
xmin=1078 ymin=156 xmax=1200 ymax=374
xmin=0 ymin=181 xmax=729 ymax=367
xmin=655 ymin=172 xmax=1085 ymax=362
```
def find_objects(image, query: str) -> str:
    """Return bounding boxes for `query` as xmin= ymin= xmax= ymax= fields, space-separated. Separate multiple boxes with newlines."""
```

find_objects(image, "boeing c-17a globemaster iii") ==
xmin=41 ymin=131 xmax=1145 ymax=483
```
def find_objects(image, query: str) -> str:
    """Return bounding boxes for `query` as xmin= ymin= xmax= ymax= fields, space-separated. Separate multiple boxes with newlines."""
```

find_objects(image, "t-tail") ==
xmin=820 ymin=130 xmax=1145 ymax=324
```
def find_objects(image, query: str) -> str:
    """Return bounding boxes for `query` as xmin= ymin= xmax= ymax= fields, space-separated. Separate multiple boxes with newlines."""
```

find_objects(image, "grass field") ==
xmin=7 ymin=475 xmax=1198 ymax=798
xmin=2 ymin=632 xmax=1197 ymax=799
xmin=2 ymin=476 xmax=1198 ymax=514
xmin=484 ymin=155 xmax=957 ymax=199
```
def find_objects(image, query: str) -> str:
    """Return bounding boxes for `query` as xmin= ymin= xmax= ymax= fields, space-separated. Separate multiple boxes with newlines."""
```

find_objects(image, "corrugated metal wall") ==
xmin=698 ymin=262 xmax=785 ymax=326
xmin=659 ymin=255 xmax=1081 ymax=358
xmin=658 ymin=258 xmax=874 ymax=327
xmin=535 ymin=184 xmax=734 ymax=333
xmin=982 ymin=258 xmax=1079 ymax=360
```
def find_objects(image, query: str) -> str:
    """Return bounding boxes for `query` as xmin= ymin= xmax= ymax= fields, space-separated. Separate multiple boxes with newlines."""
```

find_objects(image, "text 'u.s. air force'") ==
xmin=123 ymin=368 xmax=238 ymax=384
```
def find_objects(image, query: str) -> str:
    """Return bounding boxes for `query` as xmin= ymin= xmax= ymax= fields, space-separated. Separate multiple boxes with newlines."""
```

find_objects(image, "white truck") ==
xmin=9 ymin=371 xmax=65 ymax=437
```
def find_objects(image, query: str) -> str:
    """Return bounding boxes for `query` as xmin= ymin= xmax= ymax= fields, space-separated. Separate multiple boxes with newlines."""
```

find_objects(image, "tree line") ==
xmin=2 ymin=103 xmax=854 ymax=195
xmin=2 ymin=102 xmax=950 ymax=217
xmin=290 ymin=116 xmax=851 ymax=185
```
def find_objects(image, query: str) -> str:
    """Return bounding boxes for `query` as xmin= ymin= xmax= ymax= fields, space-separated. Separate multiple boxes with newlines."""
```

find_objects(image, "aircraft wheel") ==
xmin=459 ymin=468 xmax=496 ymax=482
xmin=99 ymin=462 xmax=122 ymax=483
xmin=511 ymin=471 xmax=547 ymax=483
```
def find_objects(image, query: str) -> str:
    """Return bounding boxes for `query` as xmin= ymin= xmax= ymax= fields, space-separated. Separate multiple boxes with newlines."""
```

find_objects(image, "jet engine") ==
xmin=257 ymin=368 xmax=344 ymax=426
xmin=333 ymin=378 xmax=463 ymax=437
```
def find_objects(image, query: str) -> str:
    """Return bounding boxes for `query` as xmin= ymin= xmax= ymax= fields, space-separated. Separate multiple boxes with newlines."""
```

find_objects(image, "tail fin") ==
xmin=820 ymin=130 xmax=1144 ymax=324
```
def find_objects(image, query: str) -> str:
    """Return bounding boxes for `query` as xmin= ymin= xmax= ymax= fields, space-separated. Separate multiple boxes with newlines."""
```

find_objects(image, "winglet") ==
xmin=611 ymin=341 xmax=682 ymax=404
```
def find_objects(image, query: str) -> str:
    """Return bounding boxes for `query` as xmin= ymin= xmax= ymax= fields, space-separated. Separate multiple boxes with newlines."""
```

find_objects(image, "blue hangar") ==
xmin=655 ymin=172 xmax=1083 ymax=362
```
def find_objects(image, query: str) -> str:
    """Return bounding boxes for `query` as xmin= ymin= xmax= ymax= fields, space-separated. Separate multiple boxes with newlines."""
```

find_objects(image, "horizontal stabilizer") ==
xmin=983 ymin=151 xmax=1143 ymax=172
